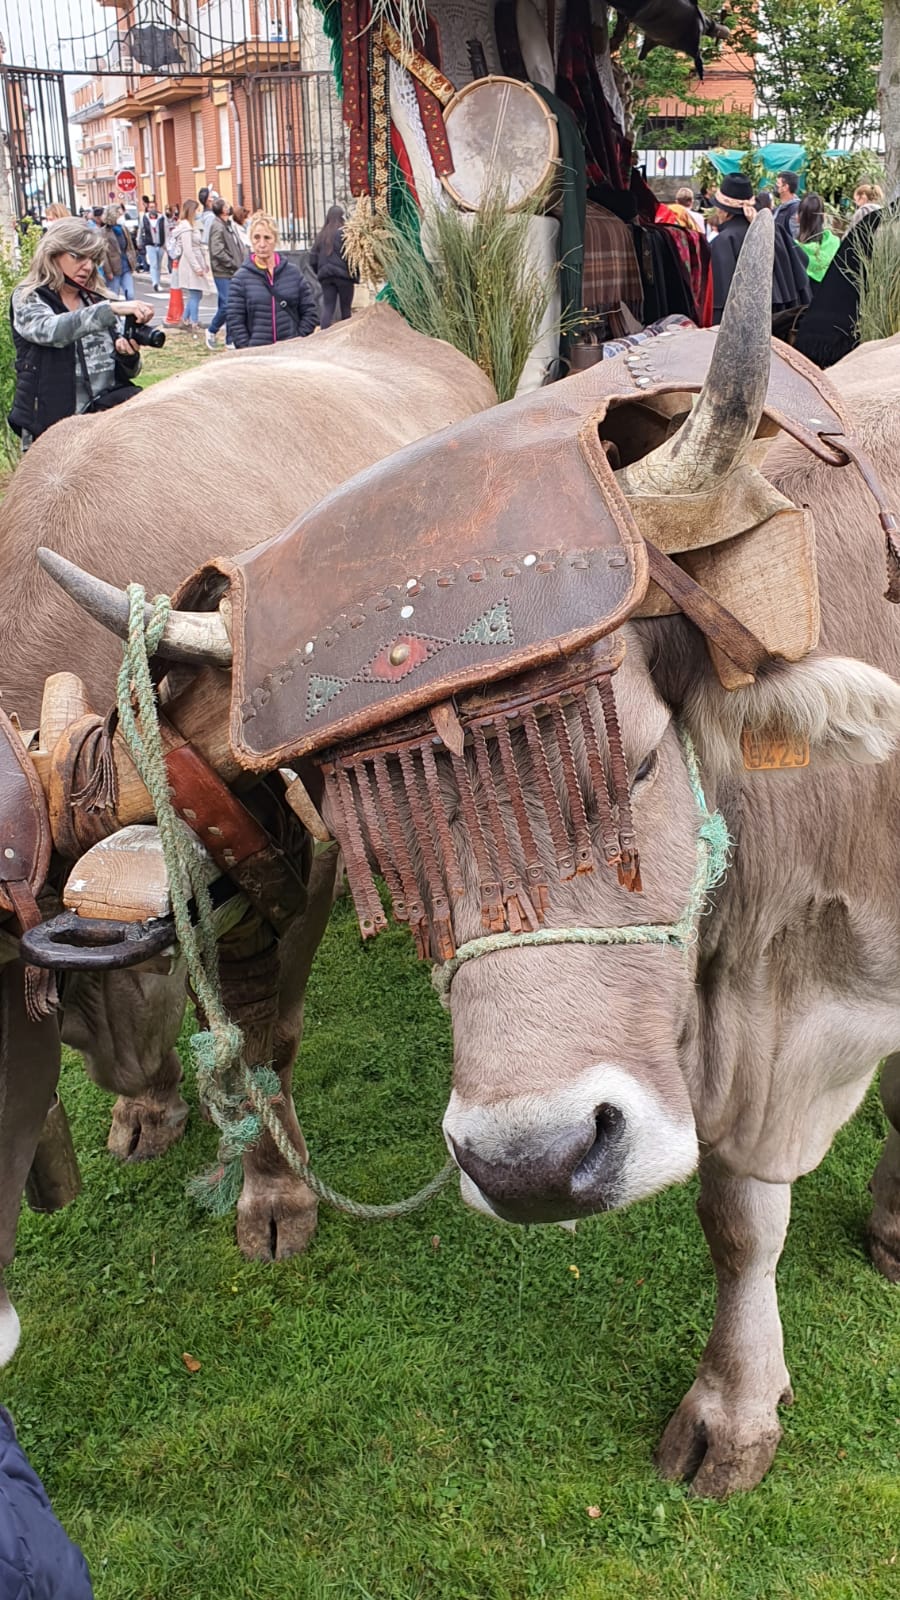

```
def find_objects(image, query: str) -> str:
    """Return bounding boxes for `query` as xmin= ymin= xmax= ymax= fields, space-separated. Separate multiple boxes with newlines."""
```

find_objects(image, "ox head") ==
xmin=40 ymin=214 xmax=900 ymax=1229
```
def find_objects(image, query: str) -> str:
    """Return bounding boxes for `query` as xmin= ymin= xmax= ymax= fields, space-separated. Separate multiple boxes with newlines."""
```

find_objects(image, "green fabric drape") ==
xmin=532 ymin=85 xmax=587 ymax=362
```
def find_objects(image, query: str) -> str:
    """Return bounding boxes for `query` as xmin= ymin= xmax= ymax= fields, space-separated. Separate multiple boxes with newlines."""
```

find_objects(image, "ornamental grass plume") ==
xmin=853 ymin=215 xmax=900 ymax=343
xmin=350 ymin=188 xmax=561 ymax=402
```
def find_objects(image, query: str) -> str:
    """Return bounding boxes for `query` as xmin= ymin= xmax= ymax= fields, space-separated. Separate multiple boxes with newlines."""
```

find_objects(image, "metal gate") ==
xmin=246 ymin=71 xmax=349 ymax=251
xmin=1 ymin=67 xmax=77 ymax=219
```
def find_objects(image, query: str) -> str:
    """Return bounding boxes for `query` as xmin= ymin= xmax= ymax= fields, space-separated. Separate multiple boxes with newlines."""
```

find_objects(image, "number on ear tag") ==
xmin=740 ymin=727 xmax=810 ymax=771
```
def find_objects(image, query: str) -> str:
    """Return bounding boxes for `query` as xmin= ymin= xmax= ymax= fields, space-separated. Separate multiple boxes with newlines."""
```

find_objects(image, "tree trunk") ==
xmin=881 ymin=0 xmax=900 ymax=195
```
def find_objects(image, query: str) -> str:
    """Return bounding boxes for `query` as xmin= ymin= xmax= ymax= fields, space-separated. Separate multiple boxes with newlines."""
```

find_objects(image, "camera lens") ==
xmin=144 ymin=326 xmax=166 ymax=349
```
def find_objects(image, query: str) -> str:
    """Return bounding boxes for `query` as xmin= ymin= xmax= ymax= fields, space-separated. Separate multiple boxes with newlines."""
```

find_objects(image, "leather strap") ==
xmin=644 ymin=541 xmax=770 ymax=678
xmin=820 ymin=432 xmax=900 ymax=603
xmin=163 ymin=740 xmax=270 ymax=873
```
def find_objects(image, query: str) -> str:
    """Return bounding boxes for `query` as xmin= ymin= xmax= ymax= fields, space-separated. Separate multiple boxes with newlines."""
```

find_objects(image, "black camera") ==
xmin=123 ymin=314 xmax=166 ymax=350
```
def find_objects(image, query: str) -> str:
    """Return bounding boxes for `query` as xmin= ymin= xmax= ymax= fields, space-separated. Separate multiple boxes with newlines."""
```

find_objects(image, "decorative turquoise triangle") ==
xmin=306 ymin=672 xmax=348 ymax=720
xmin=457 ymin=599 xmax=514 ymax=647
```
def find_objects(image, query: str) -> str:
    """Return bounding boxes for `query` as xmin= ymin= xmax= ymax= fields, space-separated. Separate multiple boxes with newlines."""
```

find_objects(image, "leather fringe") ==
xmin=319 ymin=668 xmax=642 ymax=960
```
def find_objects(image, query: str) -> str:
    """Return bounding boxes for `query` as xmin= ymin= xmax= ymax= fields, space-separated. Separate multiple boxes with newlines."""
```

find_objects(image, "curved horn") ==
xmin=37 ymin=548 xmax=233 ymax=665
xmin=617 ymin=209 xmax=775 ymax=497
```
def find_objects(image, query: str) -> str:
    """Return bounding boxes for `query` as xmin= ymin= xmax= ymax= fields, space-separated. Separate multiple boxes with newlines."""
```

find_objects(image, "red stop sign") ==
xmin=116 ymin=169 xmax=137 ymax=194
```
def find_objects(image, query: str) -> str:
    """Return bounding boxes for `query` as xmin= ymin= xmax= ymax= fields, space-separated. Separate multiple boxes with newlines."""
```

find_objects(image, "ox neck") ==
xmin=432 ymin=728 xmax=729 ymax=1003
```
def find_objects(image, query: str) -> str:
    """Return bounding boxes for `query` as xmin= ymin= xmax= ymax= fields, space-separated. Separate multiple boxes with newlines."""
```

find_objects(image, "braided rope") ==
xmin=117 ymin=585 xmax=454 ymax=1222
xmin=432 ymin=727 xmax=730 ymax=1002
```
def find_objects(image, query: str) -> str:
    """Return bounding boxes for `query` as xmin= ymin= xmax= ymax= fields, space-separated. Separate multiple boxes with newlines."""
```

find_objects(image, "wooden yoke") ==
xmin=32 ymin=667 xmax=308 ymax=936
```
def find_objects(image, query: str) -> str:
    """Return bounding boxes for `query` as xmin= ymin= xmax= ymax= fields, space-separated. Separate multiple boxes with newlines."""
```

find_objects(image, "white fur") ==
xmin=686 ymin=655 xmax=900 ymax=778
xmin=0 ymin=1290 xmax=21 ymax=1367
xmin=444 ymin=1064 xmax=699 ymax=1217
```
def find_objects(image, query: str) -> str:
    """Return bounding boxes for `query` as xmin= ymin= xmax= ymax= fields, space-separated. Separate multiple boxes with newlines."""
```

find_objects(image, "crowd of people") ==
xmin=8 ymin=190 xmax=357 ymax=447
xmin=668 ymin=171 xmax=886 ymax=337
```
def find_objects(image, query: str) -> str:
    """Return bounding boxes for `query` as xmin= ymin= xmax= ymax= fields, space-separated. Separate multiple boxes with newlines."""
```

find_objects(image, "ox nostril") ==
xmin=570 ymin=1103 xmax=626 ymax=1195
xmin=593 ymin=1102 xmax=625 ymax=1143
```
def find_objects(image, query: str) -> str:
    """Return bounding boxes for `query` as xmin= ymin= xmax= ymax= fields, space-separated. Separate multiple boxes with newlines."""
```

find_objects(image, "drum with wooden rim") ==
xmin=439 ymin=75 xmax=559 ymax=212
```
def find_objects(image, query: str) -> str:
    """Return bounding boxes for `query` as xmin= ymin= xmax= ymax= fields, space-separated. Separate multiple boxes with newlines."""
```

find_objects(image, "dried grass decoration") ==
xmin=852 ymin=213 xmax=900 ymax=344
xmin=355 ymin=187 xmax=563 ymax=401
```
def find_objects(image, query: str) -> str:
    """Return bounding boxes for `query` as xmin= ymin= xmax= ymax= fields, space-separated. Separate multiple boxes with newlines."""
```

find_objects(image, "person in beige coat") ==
xmin=169 ymin=198 xmax=211 ymax=333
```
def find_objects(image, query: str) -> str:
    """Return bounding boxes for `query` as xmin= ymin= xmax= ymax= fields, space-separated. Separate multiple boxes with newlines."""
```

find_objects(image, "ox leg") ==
xmin=869 ymin=1051 xmax=900 ymax=1283
xmin=62 ymin=966 xmax=189 ymax=1162
xmin=655 ymin=1158 xmax=793 ymax=1497
xmin=0 ymin=959 xmax=62 ymax=1366
xmin=236 ymin=850 xmax=337 ymax=1261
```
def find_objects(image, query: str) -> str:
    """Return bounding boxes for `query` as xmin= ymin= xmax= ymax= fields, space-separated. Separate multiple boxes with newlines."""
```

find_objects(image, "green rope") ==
xmin=432 ymin=727 xmax=730 ymax=1002
xmin=117 ymin=585 xmax=453 ymax=1222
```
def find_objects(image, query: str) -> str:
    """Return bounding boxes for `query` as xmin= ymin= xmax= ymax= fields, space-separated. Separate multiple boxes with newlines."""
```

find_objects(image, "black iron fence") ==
xmin=246 ymin=70 xmax=349 ymax=251
xmin=1 ymin=66 xmax=77 ymax=218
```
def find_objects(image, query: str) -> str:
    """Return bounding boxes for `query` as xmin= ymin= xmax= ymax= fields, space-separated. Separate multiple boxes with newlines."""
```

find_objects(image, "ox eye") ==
xmin=631 ymin=750 xmax=659 ymax=788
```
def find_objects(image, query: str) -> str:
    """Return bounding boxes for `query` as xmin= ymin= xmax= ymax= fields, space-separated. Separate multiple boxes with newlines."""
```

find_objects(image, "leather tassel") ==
xmin=370 ymin=751 xmax=430 ymax=955
xmin=595 ymin=677 xmax=642 ymax=893
xmin=352 ymin=758 xmax=406 ymax=917
xmin=471 ymin=724 xmax=538 ymax=937
xmin=550 ymin=703 xmax=594 ymax=875
xmin=70 ymin=709 xmax=120 ymax=815
xmin=419 ymin=740 xmax=465 ymax=903
xmin=323 ymin=763 xmax=388 ymax=939
xmin=494 ymin=718 xmax=548 ymax=919
xmin=398 ymin=745 xmax=455 ymax=961
xmin=575 ymin=685 xmax=621 ymax=870
xmin=450 ymin=749 xmax=505 ymax=934
xmin=522 ymin=708 xmax=575 ymax=880
xmin=24 ymin=964 xmax=58 ymax=1024
xmin=885 ymin=526 xmax=900 ymax=605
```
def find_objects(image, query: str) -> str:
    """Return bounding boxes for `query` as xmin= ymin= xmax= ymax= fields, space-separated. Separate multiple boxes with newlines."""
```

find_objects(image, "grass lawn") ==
xmin=3 ymin=894 xmax=899 ymax=1600
xmin=134 ymin=330 xmax=211 ymax=389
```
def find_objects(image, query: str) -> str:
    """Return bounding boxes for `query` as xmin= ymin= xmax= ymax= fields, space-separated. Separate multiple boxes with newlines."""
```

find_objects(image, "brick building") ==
xmin=86 ymin=0 xmax=346 ymax=245
xmin=70 ymin=77 xmax=136 ymax=210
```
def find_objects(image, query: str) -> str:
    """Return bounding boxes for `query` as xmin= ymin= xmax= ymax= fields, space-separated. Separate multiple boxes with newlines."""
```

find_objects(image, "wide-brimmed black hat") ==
xmin=713 ymin=173 xmax=755 ymax=214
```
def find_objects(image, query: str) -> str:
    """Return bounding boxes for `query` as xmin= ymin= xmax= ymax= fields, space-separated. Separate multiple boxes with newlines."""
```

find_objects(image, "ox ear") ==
xmin=679 ymin=655 xmax=900 ymax=779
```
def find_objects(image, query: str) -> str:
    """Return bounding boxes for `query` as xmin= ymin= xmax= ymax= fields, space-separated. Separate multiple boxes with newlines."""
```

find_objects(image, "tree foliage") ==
xmin=612 ymin=0 xmax=881 ymax=149
xmin=0 ymin=221 xmax=39 ymax=467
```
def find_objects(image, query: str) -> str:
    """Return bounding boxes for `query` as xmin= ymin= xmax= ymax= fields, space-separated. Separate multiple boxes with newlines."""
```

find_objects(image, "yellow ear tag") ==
xmin=740 ymin=727 xmax=811 ymax=771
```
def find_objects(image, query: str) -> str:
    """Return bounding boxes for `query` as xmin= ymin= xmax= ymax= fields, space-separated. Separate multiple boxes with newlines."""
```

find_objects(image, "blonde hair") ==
xmin=180 ymin=199 xmax=200 ymax=225
xmin=248 ymin=210 xmax=280 ymax=245
xmin=44 ymin=202 xmax=71 ymax=221
xmin=853 ymin=181 xmax=884 ymax=205
xmin=102 ymin=205 xmax=120 ymax=227
xmin=18 ymin=218 xmax=109 ymax=299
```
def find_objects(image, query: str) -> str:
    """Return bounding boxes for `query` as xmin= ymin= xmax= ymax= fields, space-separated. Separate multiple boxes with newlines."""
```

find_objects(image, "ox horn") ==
xmin=617 ymin=209 xmax=775 ymax=497
xmin=37 ymin=548 xmax=233 ymax=665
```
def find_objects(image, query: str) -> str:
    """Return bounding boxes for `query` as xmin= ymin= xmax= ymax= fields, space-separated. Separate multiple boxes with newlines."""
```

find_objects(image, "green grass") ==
xmin=134 ymin=332 xmax=211 ymax=389
xmin=3 ymin=895 xmax=899 ymax=1600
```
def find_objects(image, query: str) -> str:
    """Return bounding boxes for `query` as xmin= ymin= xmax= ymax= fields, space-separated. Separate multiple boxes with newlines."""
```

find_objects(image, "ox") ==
xmin=0 ymin=309 xmax=494 ymax=1350
xmin=23 ymin=219 xmax=900 ymax=1494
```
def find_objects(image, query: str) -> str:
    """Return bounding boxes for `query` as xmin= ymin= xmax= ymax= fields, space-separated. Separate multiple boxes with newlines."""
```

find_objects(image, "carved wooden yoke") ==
xmin=170 ymin=329 xmax=897 ymax=961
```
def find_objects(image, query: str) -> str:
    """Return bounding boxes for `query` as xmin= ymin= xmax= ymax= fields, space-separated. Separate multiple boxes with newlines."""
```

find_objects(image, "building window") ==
xmin=192 ymin=111 xmax=205 ymax=170
xmin=157 ymin=122 xmax=165 ymax=172
xmin=217 ymin=103 xmax=231 ymax=168
xmin=140 ymin=125 xmax=152 ymax=175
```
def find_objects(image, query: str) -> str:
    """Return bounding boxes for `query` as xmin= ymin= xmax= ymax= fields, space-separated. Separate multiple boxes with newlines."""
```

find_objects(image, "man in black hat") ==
xmin=709 ymin=173 xmax=811 ymax=326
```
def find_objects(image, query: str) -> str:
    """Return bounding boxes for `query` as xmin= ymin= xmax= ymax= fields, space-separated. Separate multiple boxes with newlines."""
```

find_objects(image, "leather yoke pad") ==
xmin=0 ymin=706 xmax=51 ymax=917
xmin=178 ymin=329 xmax=854 ymax=773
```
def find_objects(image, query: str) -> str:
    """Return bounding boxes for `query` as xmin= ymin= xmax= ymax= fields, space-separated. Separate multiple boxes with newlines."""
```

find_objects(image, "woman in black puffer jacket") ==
xmin=226 ymin=211 xmax=318 ymax=348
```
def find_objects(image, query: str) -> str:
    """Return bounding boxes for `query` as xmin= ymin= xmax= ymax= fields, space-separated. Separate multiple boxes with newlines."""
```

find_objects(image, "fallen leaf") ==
xmin=431 ymin=1235 xmax=441 ymax=1251
xmin=586 ymin=1506 xmax=601 ymax=1519
xmin=181 ymin=1352 xmax=201 ymax=1373
xmin=569 ymin=1264 xmax=580 ymax=1279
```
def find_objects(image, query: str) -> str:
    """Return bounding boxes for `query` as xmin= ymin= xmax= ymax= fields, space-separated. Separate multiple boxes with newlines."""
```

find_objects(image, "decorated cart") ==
xmin=309 ymin=0 xmax=720 ymax=389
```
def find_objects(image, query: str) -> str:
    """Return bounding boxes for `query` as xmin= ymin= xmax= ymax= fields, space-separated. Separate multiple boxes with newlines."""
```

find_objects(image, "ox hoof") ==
xmin=236 ymin=1174 xmax=318 ymax=1261
xmin=654 ymin=1382 xmax=792 ymax=1498
xmin=868 ymin=1226 xmax=900 ymax=1284
xmin=107 ymin=1093 xmax=189 ymax=1162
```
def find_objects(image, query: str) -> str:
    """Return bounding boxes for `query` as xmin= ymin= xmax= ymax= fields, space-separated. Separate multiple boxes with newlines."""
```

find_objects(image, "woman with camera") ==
xmin=8 ymin=217 xmax=156 ymax=449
